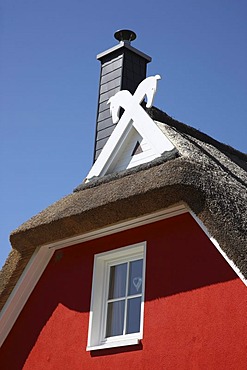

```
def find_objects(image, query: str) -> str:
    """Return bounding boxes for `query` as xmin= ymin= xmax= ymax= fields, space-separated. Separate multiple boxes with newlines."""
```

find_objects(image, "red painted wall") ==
xmin=1 ymin=213 xmax=247 ymax=369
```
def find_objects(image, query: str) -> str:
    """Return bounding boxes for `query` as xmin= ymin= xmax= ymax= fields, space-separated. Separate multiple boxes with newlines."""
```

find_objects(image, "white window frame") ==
xmin=87 ymin=242 xmax=146 ymax=351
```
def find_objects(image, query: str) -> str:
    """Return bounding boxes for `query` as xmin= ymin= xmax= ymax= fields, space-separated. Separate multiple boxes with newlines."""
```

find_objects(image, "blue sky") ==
xmin=1 ymin=0 xmax=246 ymax=268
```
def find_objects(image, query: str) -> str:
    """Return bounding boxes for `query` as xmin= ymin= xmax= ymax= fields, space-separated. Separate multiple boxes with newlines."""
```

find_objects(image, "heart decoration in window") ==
xmin=133 ymin=277 xmax=142 ymax=292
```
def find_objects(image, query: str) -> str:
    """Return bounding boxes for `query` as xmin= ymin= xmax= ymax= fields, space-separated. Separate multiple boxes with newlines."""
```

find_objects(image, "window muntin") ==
xmin=87 ymin=242 xmax=146 ymax=351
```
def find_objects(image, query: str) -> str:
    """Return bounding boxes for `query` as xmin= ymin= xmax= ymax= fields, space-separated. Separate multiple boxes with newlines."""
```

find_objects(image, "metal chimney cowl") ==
xmin=93 ymin=30 xmax=151 ymax=162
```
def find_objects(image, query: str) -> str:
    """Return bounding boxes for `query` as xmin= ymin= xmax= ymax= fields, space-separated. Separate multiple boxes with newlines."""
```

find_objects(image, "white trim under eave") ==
xmin=48 ymin=203 xmax=187 ymax=251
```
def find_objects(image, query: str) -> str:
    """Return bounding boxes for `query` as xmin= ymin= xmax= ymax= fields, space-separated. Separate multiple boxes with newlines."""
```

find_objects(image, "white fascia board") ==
xmin=47 ymin=204 xmax=188 ymax=251
xmin=0 ymin=246 xmax=54 ymax=348
xmin=86 ymin=108 xmax=174 ymax=181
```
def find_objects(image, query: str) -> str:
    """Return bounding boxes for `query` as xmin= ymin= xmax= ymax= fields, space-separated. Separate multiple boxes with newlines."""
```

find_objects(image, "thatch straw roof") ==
xmin=0 ymin=107 xmax=246 ymax=311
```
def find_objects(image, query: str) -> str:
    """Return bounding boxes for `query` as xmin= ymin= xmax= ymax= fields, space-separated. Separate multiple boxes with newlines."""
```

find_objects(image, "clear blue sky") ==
xmin=1 ymin=0 xmax=246 ymax=268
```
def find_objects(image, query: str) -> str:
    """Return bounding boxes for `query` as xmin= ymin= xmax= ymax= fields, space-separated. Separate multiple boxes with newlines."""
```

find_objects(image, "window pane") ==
xmin=126 ymin=297 xmax=141 ymax=334
xmin=128 ymin=259 xmax=143 ymax=296
xmin=106 ymin=300 xmax=125 ymax=337
xmin=108 ymin=263 xmax=127 ymax=299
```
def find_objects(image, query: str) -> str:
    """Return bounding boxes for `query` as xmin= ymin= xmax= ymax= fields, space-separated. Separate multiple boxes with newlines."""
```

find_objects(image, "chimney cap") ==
xmin=97 ymin=30 xmax=151 ymax=62
xmin=114 ymin=29 xmax=136 ymax=44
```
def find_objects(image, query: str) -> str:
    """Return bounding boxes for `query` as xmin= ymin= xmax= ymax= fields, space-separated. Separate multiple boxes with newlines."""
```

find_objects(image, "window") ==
xmin=87 ymin=242 xmax=146 ymax=351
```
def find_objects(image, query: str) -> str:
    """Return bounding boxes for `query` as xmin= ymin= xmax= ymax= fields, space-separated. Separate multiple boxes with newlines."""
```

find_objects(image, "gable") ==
xmin=106 ymin=126 xmax=161 ymax=174
xmin=1 ymin=212 xmax=246 ymax=368
xmin=1 ymin=203 xmax=246 ymax=349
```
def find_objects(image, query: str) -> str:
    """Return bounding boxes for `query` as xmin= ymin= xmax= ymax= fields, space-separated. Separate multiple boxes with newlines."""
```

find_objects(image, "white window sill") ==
xmin=86 ymin=338 xmax=140 ymax=351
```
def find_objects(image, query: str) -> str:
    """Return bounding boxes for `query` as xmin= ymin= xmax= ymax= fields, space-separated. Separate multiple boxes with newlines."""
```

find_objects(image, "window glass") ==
xmin=126 ymin=297 xmax=142 ymax=334
xmin=108 ymin=263 xmax=127 ymax=299
xmin=106 ymin=300 xmax=125 ymax=337
xmin=128 ymin=259 xmax=143 ymax=296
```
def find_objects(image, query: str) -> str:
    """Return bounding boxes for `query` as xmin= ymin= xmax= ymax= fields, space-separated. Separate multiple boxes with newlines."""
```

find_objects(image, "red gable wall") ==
xmin=1 ymin=213 xmax=246 ymax=369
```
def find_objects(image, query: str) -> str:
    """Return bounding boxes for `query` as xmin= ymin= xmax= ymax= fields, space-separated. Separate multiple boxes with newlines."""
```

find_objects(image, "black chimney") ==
xmin=93 ymin=30 xmax=151 ymax=161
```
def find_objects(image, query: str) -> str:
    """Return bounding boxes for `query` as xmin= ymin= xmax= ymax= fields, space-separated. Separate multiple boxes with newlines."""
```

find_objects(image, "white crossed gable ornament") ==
xmin=86 ymin=75 xmax=174 ymax=181
xmin=108 ymin=75 xmax=161 ymax=124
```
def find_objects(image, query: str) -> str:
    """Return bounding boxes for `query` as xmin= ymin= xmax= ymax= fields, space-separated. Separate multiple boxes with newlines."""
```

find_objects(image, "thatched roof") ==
xmin=0 ymin=107 xmax=246 ymax=311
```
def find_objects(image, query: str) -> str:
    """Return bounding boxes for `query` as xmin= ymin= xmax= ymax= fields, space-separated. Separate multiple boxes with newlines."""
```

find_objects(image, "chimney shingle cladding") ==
xmin=94 ymin=42 xmax=151 ymax=161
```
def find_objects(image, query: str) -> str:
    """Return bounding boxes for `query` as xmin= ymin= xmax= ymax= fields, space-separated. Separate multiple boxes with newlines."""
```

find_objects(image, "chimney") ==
xmin=93 ymin=30 xmax=151 ymax=162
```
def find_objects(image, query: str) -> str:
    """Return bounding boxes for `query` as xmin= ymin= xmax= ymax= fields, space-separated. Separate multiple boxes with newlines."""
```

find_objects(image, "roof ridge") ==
xmin=147 ymin=106 xmax=247 ymax=164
